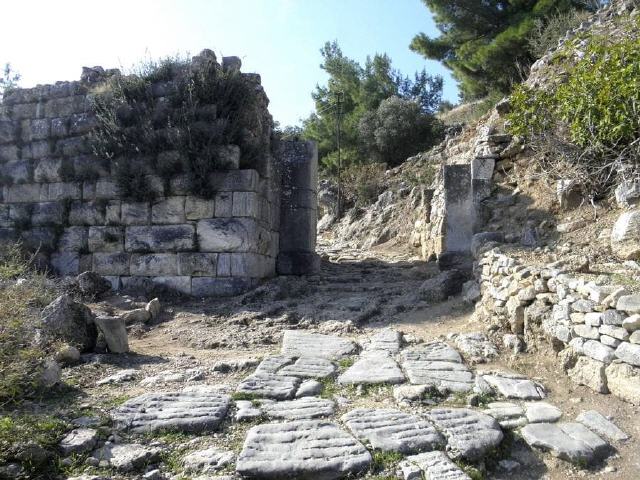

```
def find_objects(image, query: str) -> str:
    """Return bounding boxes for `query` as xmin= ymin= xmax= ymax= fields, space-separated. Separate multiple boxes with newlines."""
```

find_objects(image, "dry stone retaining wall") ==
xmin=0 ymin=53 xmax=318 ymax=296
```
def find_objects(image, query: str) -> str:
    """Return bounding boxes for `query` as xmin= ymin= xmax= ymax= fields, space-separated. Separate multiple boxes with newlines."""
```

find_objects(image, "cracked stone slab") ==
xmin=454 ymin=333 xmax=498 ymax=363
xmin=401 ymin=451 xmax=471 ymax=480
xmin=183 ymin=447 xmax=235 ymax=474
xmin=427 ymin=408 xmax=504 ymax=461
xmin=236 ymin=420 xmax=372 ymax=479
xmin=403 ymin=361 xmax=474 ymax=393
xmin=342 ymin=408 xmax=444 ymax=454
xmin=338 ymin=352 xmax=405 ymax=385
xmin=236 ymin=373 xmax=301 ymax=400
xmin=364 ymin=329 xmax=402 ymax=353
xmin=260 ymin=396 xmax=335 ymax=420
xmin=112 ymin=386 xmax=230 ymax=433
xmin=480 ymin=373 xmax=545 ymax=400
xmin=576 ymin=410 xmax=629 ymax=442
xmin=281 ymin=330 xmax=357 ymax=360
xmin=484 ymin=402 xmax=527 ymax=429
xmin=254 ymin=355 xmax=295 ymax=374
xmin=401 ymin=342 xmax=463 ymax=363
xmin=92 ymin=443 xmax=161 ymax=472
xmin=525 ymin=402 xmax=562 ymax=424
xmin=521 ymin=422 xmax=610 ymax=464
xmin=277 ymin=357 xmax=336 ymax=379
xmin=235 ymin=400 xmax=262 ymax=422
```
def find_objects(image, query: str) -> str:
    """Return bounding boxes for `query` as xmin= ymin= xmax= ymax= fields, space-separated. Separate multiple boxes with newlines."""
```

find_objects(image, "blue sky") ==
xmin=1 ymin=0 xmax=458 ymax=126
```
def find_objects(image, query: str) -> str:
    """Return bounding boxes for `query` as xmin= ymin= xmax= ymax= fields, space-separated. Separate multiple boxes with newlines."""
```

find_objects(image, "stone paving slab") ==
xmin=281 ymin=330 xmax=357 ymax=360
xmin=576 ymin=410 xmax=629 ymax=442
xmin=342 ymin=408 xmax=444 ymax=454
xmin=484 ymin=402 xmax=527 ymax=429
xmin=112 ymin=386 xmax=230 ymax=433
xmin=481 ymin=373 xmax=545 ymax=400
xmin=277 ymin=357 xmax=336 ymax=379
xmin=427 ymin=408 xmax=504 ymax=461
xmin=401 ymin=342 xmax=463 ymax=363
xmin=183 ymin=447 xmax=235 ymax=474
xmin=236 ymin=373 xmax=301 ymax=400
xmin=525 ymin=402 xmax=562 ymax=423
xmin=401 ymin=451 xmax=471 ymax=480
xmin=403 ymin=362 xmax=474 ymax=393
xmin=260 ymin=396 xmax=335 ymax=420
xmin=521 ymin=422 xmax=610 ymax=465
xmin=91 ymin=443 xmax=161 ymax=472
xmin=254 ymin=355 xmax=295 ymax=374
xmin=236 ymin=420 xmax=372 ymax=479
xmin=364 ymin=329 xmax=402 ymax=353
xmin=338 ymin=352 xmax=405 ymax=385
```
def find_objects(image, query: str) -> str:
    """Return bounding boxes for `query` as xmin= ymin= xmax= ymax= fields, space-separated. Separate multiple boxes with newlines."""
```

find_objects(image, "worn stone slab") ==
xmin=342 ymin=408 xmax=444 ymax=454
xmin=255 ymin=355 xmax=295 ymax=374
xmin=401 ymin=342 xmax=463 ymax=363
xmin=236 ymin=373 xmax=300 ymax=400
xmin=524 ymin=402 xmax=562 ymax=423
xmin=338 ymin=352 xmax=405 ymax=385
xmin=427 ymin=408 xmax=504 ymax=460
xmin=454 ymin=333 xmax=498 ymax=362
xmin=576 ymin=410 xmax=629 ymax=442
xmin=281 ymin=330 xmax=356 ymax=360
xmin=402 ymin=451 xmax=470 ymax=480
xmin=236 ymin=420 xmax=372 ymax=479
xmin=296 ymin=379 xmax=323 ymax=398
xmin=92 ymin=443 xmax=161 ymax=472
xmin=59 ymin=428 xmax=98 ymax=455
xmin=260 ymin=396 xmax=335 ymax=420
xmin=112 ymin=386 xmax=230 ymax=433
xmin=277 ymin=357 xmax=336 ymax=379
xmin=364 ymin=328 xmax=402 ymax=353
xmin=484 ymin=402 xmax=527 ymax=429
xmin=521 ymin=422 xmax=610 ymax=464
xmin=235 ymin=400 xmax=262 ymax=422
xmin=183 ymin=447 xmax=235 ymax=474
xmin=481 ymin=373 xmax=545 ymax=400
xmin=403 ymin=359 xmax=474 ymax=393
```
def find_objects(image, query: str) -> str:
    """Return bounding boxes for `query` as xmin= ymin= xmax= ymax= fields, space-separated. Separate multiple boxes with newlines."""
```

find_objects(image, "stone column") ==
xmin=439 ymin=164 xmax=474 ymax=271
xmin=276 ymin=140 xmax=320 ymax=275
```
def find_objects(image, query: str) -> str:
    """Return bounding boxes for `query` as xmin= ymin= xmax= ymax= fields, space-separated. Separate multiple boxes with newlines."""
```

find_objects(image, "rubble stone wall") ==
xmin=0 ymin=54 xmax=318 ymax=296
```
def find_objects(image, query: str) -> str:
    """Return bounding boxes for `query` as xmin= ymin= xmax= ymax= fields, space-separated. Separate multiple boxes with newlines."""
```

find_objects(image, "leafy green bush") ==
xmin=341 ymin=163 xmax=387 ymax=208
xmin=90 ymin=53 xmax=270 ymax=199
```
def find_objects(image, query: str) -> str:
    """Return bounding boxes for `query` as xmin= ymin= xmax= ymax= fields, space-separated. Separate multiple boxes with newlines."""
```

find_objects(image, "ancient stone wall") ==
xmin=0 ymin=52 xmax=318 ymax=296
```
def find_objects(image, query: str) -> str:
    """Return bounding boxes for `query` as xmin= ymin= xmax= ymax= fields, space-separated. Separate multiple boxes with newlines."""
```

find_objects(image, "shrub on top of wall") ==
xmin=89 ymin=50 xmax=272 ymax=200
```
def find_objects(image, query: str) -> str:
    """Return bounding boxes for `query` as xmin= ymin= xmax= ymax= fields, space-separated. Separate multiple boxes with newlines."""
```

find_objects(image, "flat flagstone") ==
xmin=521 ymin=422 xmax=610 ymax=464
xmin=254 ymin=355 xmax=295 ymax=374
xmin=401 ymin=342 xmax=463 ymax=363
xmin=112 ymin=386 xmax=230 ymax=433
xmin=260 ymin=396 xmax=335 ymax=420
xmin=281 ymin=330 xmax=357 ymax=360
xmin=236 ymin=373 xmax=300 ymax=400
xmin=342 ymin=408 xmax=444 ymax=454
xmin=576 ymin=410 xmax=629 ymax=442
xmin=401 ymin=451 xmax=471 ymax=480
xmin=403 ymin=361 xmax=474 ymax=393
xmin=484 ymin=402 xmax=527 ymax=429
xmin=235 ymin=401 xmax=262 ymax=422
xmin=277 ymin=356 xmax=336 ymax=379
xmin=236 ymin=420 xmax=372 ymax=479
xmin=481 ymin=372 xmax=545 ymax=400
xmin=525 ymin=402 xmax=562 ymax=424
xmin=427 ymin=408 xmax=504 ymax=461
xmin=337 ymin=351 xmax=405 ymax=385
xmin=364 ymin=328 xmax=402 ymax=353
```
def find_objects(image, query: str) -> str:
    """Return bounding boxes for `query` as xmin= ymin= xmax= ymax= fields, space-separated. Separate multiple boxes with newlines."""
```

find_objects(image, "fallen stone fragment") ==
xmin=521 ymin=422 xmax=610 ymax=465
xmin=146 ymin=298 xmax=161 ymax=319
xmin=121 ymin=308 xmax=151 ymax=325
xmin=524 ymin=402 xmax=562 ymax=423
xmin=567 ymin=356 xmax=608 ymax=393
xmin=342 ymin=408 xmax=444 ymax=454
xmin=338 ymin=351 xmax=405 ymax=385
xmin=484 ymin=402 xmax=527 ymax=429
xmin=605 ymin=362 xmax=640 ymax=404
xmin=183 ymin=447 xmax=235 ymax=474
xmin=481 ymin=372 xmax=545 ymax=400
xmin=236 ymin=420 xmax=371 ymax=479
xmin=364 ymin=328 xmax=402 ymax=353
xmin=393 ymin=385 xmax=430 ymax=405
xmin=401 ymin=451 xmax=471 ymax=480
xmin=59 ymin=428 xmax=98 ymax=455
xmin=112 ymin=386 xmax=230 ymax=433
xmin=96 ymin=369 xmax=138 ymax=385
xmin=91 ymin=443 xmax=161 ymax=472
xmin=403 ymin=361 xmax=474 ymax=393
xmin=38 ymin=294 xmax=97 ymax=352
xmin=576 ymin=411 xmax=629 ymax=442
xmin=260 ymin=396 xmax=335 ymax=420
xmin=236 ymin=373 xmax=300 ymax=400
xmin=454 ymin=333 xmax=498 ymax=363
xmin=140 ymin=368 xmax=203 ymax=386
xmin=94 ymin=316 xmax=129 ymax=353
xmin=281 ymin=330 xmax=357 ymax=360
xmin=427 ymin=408 xmax=504 ymax=460
xmin=277 ymin=356 xmax=336 ymax=379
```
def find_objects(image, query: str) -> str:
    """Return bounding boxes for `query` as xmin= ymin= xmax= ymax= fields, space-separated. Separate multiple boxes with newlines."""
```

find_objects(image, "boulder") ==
xmin=77 ymin=272 xmax=111 ymax=297
xmin=567 ymin=356 xmax=608 ymax=393
xmin=94 ymin=316 xmax=129 ymax=353
xmin=614 ymin=180 xmax=640 ymax=208
xmin=38 ymin=295 xmax=97 ymax=352
xmin=145 ymin=298 xmax=161 ymax=319
xmin=605 ymin=362 xmax=640 ymax=405
xmin=420 ymin=270 xmax=465 ymax=303
xmin=611 ymin=210 xmax=640 ymax=260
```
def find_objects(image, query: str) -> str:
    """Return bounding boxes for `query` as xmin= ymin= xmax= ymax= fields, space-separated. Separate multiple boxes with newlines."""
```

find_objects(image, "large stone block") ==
xmin=568 ymin=356 xmax=608 ymax=393
xmin=191 ymin=277 xmax=254 ymax=297
xmin=95 ymin=179 xmax=119 ymax=199
xmin=277 ymin=252 xmax=321 ymax=275
xmin=178 ymin=253 xmax=218 ymax=276
xmin=34 ymin=158 xmax=66 ymax=183
xmin=611 ymin=210 xmax=640 ymax=260
xmin=50 ymin=118 xmax=69 ymax=138
xmin=605 ymin=362 xmax=640 ymax=405
xmin=130 ymin=254 xmax=179 ymax=276
xmin=0 ymin=121 xmax=16 ymax=144
xmin=20 ymin=227 xmax=57 ymax=252
xmin=125 ymin=225 xmax=195 ymax=252
xmin=50 ymin=253 xmax=81 ymax=276
xmin=0 ymin=144 xmax=19 ymax=163
xmin=105 ymin=201 xmax=121 ymax=224
xmin=120 ymin=275 xmax=191 ymax=295
xmin=6 ymin=183 xmax=45 ymax=203
xmin=44 ymin=96 xmax=89 ymax=118
xmin=214 ymin=192 xmax=232 ymax=216
xmin=21 ymin=118 xmax=50 ymax=142
xmin=69 ymin=112 xmax=97 ymax=135
xmin=58 ymin=227 xmax=89 ymax=252
xmin=69 ymin=201 xmax=106 ymax=226
xmin=31 ymin=202 xmax=65 ymax=226
xmin=185 ymin=196 xmax=214 ymax=220
xmin=22 ymin=141 xmax=51 ymax=161
xmin=281 ymin=188 xmax=316 ymax=210
xmin=230 ymin=253 xmax=274 ymax=278
xmin=277 ymin=141 xmax=318 ymax=192
xmin=47 ymin=182 xmax=82 ymax=201
xmin=151 ymin=197 xmax=185 ymax=224
xmin=93 ymin=253 xmax=130 ymax=275
xmin=279 ymin=207 xmax=316 ymax=252
xmin=217 ymin=253 xmax=231 ymax=276
xmin=471 ymin=157 xmax=495 ymax=180
xmin=209 ymin=170 xmax=259 ymax=192
xmin=1 ymin=161 xmax=32 ymax=183
xmin=88 ymin=226 xmax=124 ymax=252
xmin=197 ymin=218 xmax=268 ymax=253
xmin=232 ymin=191 xmax=260 ymax=218
xmin=121 ymin=202 xmax=150 ymax=225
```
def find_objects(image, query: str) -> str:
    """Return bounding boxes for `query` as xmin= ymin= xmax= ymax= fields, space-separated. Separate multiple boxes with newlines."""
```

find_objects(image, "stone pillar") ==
xmin=276 ymin=141 xmax=320 ymax=275
xmin=439 ymin=164 xmax=474 ymax=271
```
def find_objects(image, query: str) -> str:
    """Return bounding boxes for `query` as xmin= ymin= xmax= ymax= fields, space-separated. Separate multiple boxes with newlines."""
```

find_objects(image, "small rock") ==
xmin=91 ymin=443 xmax=161 ymax=472
xmin=54 ymin=344 xmax=81 ymax=366
xmin=122 ymin=308 xmax=151 ymax=325
xmin=296 ymin=379 xmax=323 ymax=397
xmin=94 ymin=316 xmax=129 ymax=353
xmin=96 ymin=369 xmax=138 ymax=385
xmin=145 ymin=298 xmax=161 ymax=319
xmin=41 ymin=358 xmax=61 ymax=388
xmin=59 ymin=428 xmax=98 ymax=455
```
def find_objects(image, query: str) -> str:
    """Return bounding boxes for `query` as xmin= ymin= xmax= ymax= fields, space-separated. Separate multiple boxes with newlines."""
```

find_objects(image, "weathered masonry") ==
xmin=0 ymin=51 xmax=318 ymax=296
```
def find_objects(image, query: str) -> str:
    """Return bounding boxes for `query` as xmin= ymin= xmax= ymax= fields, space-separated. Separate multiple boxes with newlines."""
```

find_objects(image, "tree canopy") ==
xmin=410 ymin=0 xmax=602 ymax=100
xmin=302 ymin=41 xmax=444 ymax=172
